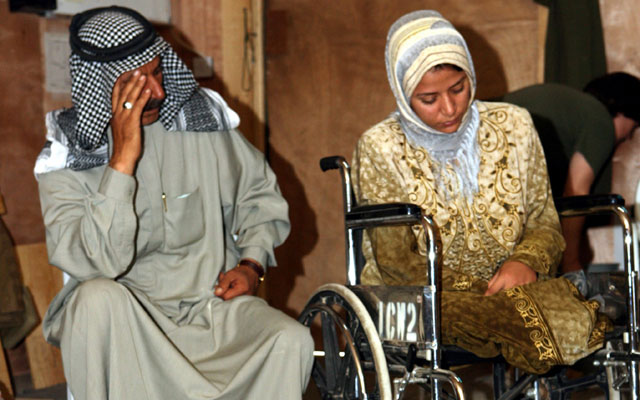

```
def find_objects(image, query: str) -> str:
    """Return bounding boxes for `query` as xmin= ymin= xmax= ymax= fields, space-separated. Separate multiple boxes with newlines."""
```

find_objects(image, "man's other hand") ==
xmin=214 ymin=264 xmax=260 ymax=300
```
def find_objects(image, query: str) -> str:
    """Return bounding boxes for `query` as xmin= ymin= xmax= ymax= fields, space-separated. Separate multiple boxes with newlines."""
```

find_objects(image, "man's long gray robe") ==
xmin=37 ymin=122 xmax=314 ymax=399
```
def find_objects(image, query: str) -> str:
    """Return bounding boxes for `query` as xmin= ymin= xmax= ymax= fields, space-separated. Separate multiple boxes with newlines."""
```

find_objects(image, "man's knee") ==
xmin=274 ymin=318 xmax=315 ymax=357
xmin=68 ymin=278 xmax=131 ymax=317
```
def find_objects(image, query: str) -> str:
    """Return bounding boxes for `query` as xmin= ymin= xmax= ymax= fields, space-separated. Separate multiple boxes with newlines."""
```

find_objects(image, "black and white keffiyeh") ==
xmin=35 ymin=6 xmax=239 ymax=175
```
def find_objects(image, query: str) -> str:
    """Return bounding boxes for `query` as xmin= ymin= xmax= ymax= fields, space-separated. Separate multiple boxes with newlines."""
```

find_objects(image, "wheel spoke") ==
xmin=337 ymin=346 xmax=356 ymax=397
xmin=311 ymin=362 xmax=329 ymax=394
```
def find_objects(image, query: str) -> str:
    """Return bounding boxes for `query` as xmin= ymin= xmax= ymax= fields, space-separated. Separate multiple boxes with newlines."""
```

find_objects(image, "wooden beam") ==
xmin=15 ymin=243 xmax=65 ymax=390
xmin=536 ymin=4 xmax=549 ymax=84
xmin=169 ymin=0 xmax=265 ymax=150
xmin=221 ymin=0 xmax=265 ymax=151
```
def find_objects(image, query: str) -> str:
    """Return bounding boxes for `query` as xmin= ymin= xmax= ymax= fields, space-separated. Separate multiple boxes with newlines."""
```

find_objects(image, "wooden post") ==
xmin=170 ymin=0 xmax=265 ymax=151
xmin=0 ymin=339 xmax=12 ymax=399
xmin=220 ymin=0 xmax=265 ymax=151
xmin=15 ymin=243 xmax=65 ymax=389
xmin=536 ymin=4 xmax=549 ymax=84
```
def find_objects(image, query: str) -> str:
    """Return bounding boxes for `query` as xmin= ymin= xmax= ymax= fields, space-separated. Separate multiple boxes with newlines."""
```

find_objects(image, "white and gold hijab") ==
xmin=386 ymin=10 xmax=480 ymax=198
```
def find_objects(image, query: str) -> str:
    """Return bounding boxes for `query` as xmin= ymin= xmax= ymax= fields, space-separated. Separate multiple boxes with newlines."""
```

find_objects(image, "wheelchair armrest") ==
xmin=345 ymin=203 xmax=423 ymax=229
xmin=554 ymin=194 xmax=625 ymax=217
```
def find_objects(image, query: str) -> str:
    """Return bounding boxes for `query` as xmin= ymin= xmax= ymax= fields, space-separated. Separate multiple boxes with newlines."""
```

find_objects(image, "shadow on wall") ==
xmin=268 ymin=148 xmax=319 ymax=318
xmin=457 ymin=26 xmax=508 ymax=100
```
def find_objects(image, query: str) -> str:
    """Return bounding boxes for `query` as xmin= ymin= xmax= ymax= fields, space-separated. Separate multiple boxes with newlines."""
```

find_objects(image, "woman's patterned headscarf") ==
xmin=35 ymin=6 xmax=239 ymax=174
xmin=386 ymin=10 xmax=480 ymax=198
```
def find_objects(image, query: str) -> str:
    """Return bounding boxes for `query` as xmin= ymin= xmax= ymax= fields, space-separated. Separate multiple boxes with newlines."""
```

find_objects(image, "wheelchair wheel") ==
xmin=298 ymin=283 xmax=392 ymax=400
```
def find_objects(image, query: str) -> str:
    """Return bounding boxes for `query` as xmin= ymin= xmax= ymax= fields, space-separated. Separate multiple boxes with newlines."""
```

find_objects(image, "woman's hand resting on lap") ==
xmin=484 ymin=261 xmax=537 ymax=296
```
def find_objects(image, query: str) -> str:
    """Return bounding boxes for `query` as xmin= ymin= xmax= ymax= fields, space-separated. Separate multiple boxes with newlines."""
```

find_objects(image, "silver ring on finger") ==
xmin=123 ymin=101 xmax=133 ymax=110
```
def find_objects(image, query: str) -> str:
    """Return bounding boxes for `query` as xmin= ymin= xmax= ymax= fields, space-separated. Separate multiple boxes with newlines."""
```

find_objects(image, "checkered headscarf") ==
xmin=35 ymin=6 xmax=238 ymax=174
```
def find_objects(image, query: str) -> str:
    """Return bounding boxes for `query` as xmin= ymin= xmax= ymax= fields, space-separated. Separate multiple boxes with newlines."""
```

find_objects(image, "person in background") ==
xmin=501 ymin=74 xmax=640 ymax=273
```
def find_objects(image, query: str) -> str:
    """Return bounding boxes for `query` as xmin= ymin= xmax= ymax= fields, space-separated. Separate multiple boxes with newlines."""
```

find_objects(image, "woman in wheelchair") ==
xmin=351 ymin=10 xmax=611 ymax=375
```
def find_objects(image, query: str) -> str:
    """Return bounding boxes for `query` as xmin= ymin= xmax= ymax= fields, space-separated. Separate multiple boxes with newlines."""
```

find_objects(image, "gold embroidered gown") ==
xmin=352 ymin=101 xmax=609 ymax=374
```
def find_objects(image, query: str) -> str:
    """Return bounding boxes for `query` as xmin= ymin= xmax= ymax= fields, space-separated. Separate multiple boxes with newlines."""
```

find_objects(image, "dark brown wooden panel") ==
xmin=0 ymin=5 xmax=46 ymax=245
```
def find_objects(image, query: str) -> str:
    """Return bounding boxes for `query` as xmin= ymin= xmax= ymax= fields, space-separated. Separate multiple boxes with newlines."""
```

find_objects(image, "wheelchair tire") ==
xmin=298 ymin=283 xmax=392 ymax=400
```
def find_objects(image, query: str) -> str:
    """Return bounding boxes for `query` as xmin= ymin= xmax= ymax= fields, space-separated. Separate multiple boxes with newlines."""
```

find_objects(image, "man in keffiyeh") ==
xmin=353 ymin=10 xmax=610 ymax=374
xmin=34 ymin=6 xmax=313 ymax=399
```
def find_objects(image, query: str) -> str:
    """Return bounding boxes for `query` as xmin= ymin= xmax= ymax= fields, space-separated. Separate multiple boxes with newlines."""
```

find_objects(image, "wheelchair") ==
xmin=298 ymin=155 xmax=640 ymax=400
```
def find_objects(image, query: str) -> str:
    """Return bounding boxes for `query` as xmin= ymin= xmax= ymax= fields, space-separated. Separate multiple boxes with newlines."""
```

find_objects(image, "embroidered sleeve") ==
xmin=352 ymin=124 xmax=429 ymax=285
xmin=506 ymin=110 xmax=565 ymax=277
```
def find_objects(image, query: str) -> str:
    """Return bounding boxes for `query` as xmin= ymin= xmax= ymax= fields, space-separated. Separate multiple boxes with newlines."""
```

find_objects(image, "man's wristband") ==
xmin=238 ymin=259 xmax=265 ymax=282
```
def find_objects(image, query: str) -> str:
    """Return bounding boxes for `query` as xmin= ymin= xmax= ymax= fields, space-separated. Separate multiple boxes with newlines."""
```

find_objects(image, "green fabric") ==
xmin=535 ymin=0 xmax=607 ymax=90
xmin=500 ymin=83 xmax=615 ymax=196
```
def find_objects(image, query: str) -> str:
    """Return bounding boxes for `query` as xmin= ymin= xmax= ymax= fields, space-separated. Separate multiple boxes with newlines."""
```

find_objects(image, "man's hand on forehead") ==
xmin=108 ymin=69 xmax=151 ymax=175
xmin=112 ymin=69 xmax=152 ymax=118
xmin=117 ymin=62 xmax=163 ymax=86
xmin=118 ymin=71 xmax=136 ymax=85
xmin=114 ymin=57 xmax=165 ymax=120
